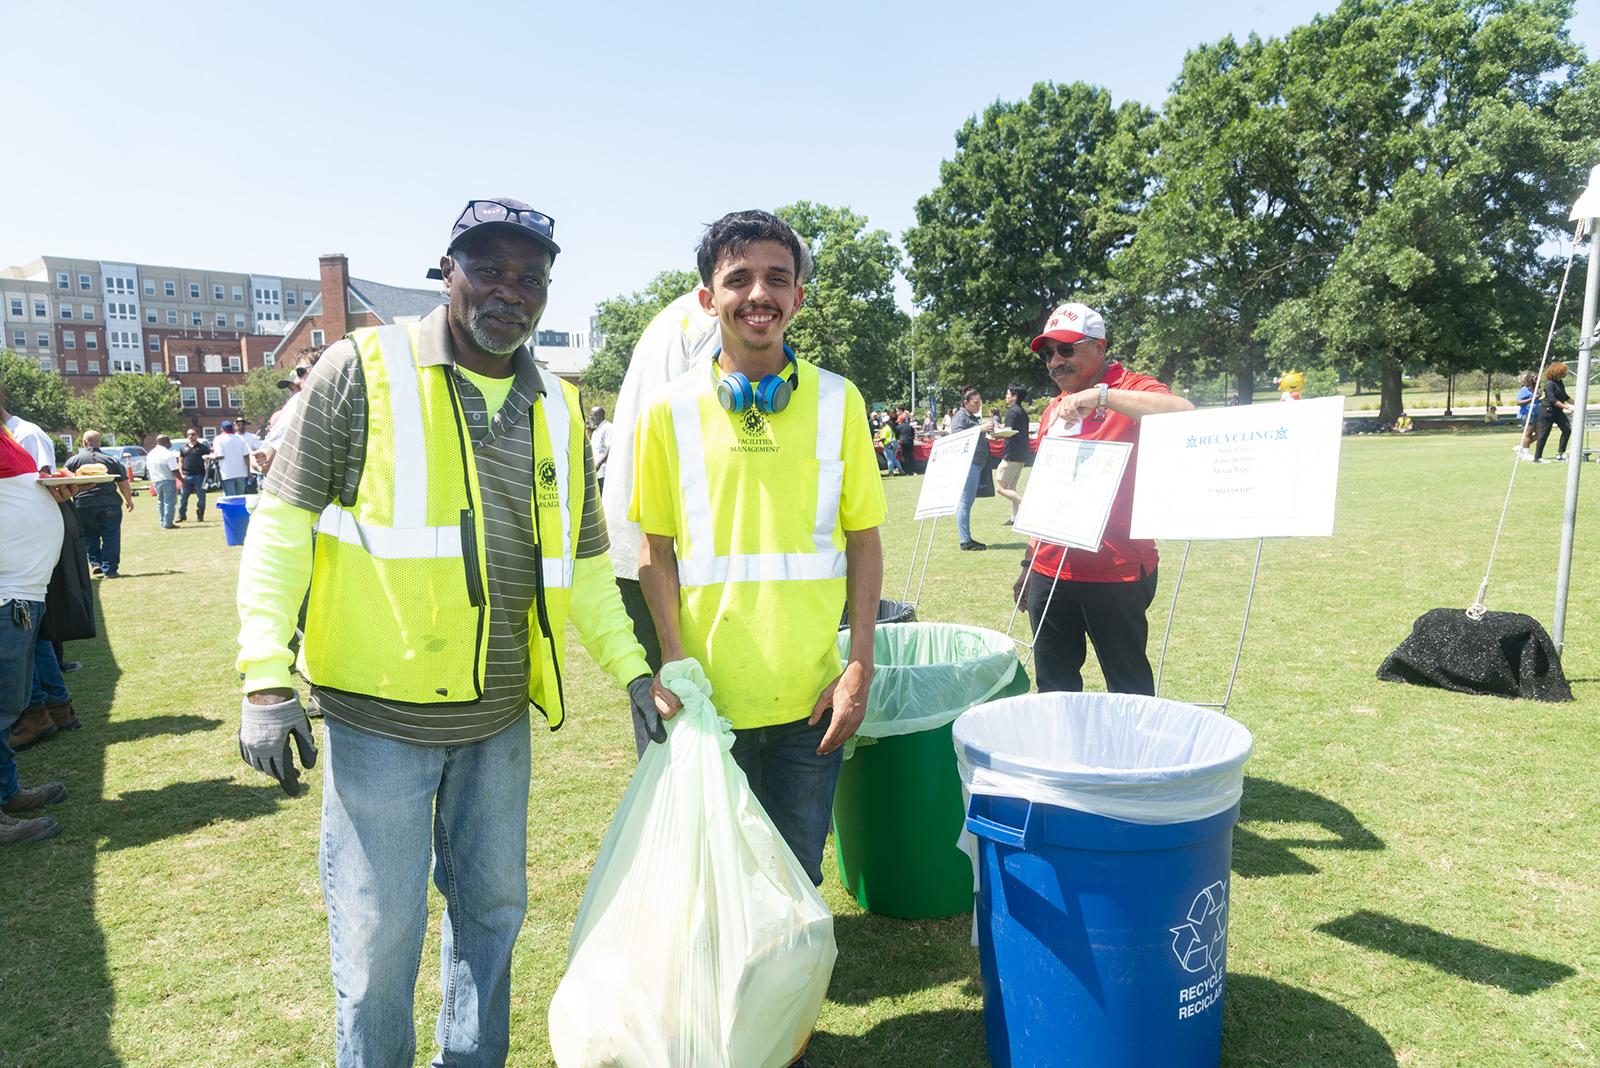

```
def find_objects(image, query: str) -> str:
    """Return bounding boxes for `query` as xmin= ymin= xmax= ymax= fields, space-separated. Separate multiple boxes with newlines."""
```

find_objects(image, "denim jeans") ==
xmin=885 ymin=444 xmax=903 ymax=474
xmin=730 ymin=712 xmax=843 ymax=886
xmin=955 ymin=460 xmax=983 ymax=544
xmin=222 ymin=476 xmax=248 ymax=497
xmin=154 ymin=479 xmax=178 ymax=527
xmin=179 ymin=474 xmax=206 ymax=520
xmin=0 ymin=600 xmax=43 ymax=805
xmin=29 ymin=634 xmax=69 ymax=708
xmin=320 ymin=714 xmax=531 ymax=1068
xmin=77 ymin=499 xmax=123 ymax=575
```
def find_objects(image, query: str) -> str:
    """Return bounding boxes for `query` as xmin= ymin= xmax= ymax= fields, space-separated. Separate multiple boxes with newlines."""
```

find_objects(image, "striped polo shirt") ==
xmin=262 ymin=306 xmax=609 ymax=745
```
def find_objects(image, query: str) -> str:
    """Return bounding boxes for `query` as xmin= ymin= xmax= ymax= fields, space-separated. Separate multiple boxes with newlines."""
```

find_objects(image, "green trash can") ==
xmin=832 ymin=623 xmax=1028 ymax=919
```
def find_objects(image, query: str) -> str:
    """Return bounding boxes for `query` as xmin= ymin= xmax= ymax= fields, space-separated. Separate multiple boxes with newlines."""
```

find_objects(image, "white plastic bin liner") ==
xmin=548 ymin=659 xmax=836 ymax=1068
xmin=839 ymin=623 xmax=1021 ymax=744
xmin=953 ymin=692 xmax=1253 ymax=826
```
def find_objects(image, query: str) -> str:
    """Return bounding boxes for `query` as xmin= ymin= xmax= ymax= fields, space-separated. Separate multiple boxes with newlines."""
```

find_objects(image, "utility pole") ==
xmin=1554 ymin=165 xmax=1600 ymax=650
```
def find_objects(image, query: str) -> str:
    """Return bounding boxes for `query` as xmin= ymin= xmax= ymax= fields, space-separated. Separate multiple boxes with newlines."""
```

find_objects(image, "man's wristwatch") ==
xmin=1094 ymin=382 xmax=1109 ymax=419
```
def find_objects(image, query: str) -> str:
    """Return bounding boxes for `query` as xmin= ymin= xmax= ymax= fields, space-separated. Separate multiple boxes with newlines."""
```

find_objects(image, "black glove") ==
xmin=629 ymin=675 xmax=666 ymax=746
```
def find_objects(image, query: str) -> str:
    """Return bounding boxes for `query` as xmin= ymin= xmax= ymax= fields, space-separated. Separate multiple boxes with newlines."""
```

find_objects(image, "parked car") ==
xmin=104 ymin=444 xmax=148 ymax=480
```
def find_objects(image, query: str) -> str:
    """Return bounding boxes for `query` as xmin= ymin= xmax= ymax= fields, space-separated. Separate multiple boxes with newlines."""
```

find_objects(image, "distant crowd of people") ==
xmin=0 ymin=346 xmax=321 ymax=846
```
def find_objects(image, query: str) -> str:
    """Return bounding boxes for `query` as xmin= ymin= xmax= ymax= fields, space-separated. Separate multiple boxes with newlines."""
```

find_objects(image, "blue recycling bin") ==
xmin=955 ymin=693 xmax=1253 ymax=1068
xmin=216 ymin=495 xmax=251 ymax=546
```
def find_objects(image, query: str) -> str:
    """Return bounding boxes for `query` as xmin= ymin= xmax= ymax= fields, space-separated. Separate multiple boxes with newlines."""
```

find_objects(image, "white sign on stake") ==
xmin=913 ymin=426 xmax=982 ymax=520
xmin=1013 ymin=437 xmax=1133 ymax=551
xmin=1130 ymin=395 xmax=1344 ymax=540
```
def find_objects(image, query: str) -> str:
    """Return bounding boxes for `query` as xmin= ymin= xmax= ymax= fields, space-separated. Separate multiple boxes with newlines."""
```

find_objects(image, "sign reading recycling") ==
xmin=1130 ymin=396 xmax=1344 ymax=540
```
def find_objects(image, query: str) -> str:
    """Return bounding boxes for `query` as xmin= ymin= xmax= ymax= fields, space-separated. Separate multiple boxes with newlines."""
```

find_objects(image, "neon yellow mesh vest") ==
xmin=300 ymin=322 xmax=584 ymax=727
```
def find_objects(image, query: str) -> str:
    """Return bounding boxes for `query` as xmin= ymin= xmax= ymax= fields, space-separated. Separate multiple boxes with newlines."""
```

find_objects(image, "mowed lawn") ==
xmin=2 ymin=428 xmax=1597 ymax=1067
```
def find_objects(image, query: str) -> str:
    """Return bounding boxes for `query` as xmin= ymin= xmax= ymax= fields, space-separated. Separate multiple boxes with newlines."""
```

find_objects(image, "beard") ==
xmin=460 ymin=302 xmax=533 ymax=355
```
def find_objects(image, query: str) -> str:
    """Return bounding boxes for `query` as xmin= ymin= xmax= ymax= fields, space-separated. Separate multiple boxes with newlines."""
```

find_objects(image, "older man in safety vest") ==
xmin=632 ymin=210 xmax=886 ymax=901
xmin=235 ymin=198 xmax=669 ymax=1066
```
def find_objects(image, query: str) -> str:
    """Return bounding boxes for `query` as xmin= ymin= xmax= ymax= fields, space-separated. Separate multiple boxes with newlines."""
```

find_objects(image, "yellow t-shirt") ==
xmin=631 ymin=359 xmax=887 ymax=729
xmin=456 ymin=364 xmax=515 ymax=417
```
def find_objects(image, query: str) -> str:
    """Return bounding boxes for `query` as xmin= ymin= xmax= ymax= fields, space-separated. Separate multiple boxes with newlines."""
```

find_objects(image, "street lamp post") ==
xmin=1553 ymin=164 xmax=1600 ymax=650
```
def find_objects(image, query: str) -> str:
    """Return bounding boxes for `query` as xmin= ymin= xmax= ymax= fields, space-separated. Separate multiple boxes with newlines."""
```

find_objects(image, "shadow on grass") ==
xmin=1233 ymin=777 xmax=1383 ymax=878
xmin=0 ymin=582 xmax=122 ymax=1065
xmin=810 ymin=1008 xmax=987 ymax=1066
xmin=101 ymin=712 xmax=220 ymax=746
xmin=1223 ymin=974 xmax=1396 ymax=1065
xmin=826 ymin=911 xmax=978 ymax=1005
xmin=97 ymin=777 xmax=289 ymax=852
xmin=1316 ymin=910 xmax=1576 ymax=995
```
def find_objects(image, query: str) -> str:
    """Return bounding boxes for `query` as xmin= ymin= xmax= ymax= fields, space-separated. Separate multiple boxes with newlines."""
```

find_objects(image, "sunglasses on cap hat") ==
xmin=426 ymin=199 xmax=561 ymax=279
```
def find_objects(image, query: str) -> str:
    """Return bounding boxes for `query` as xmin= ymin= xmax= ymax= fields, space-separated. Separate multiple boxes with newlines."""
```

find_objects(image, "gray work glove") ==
xmin=240 ymin=694 xmax=318 ymax=795
xmin=629 ymin=675 xmax=667 ymax=746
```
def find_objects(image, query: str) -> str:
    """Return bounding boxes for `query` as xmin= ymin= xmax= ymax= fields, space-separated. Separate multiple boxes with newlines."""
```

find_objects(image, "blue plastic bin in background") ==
xmin=216 ymin=495 xmax=251 ymax=546
xmin=954 ymin=693 xmax=1253 ymax=1068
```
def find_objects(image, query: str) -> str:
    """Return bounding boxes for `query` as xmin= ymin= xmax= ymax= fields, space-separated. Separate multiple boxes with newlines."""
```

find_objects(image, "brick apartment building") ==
xmin=2 ymin=251 xmax=597 ymax=448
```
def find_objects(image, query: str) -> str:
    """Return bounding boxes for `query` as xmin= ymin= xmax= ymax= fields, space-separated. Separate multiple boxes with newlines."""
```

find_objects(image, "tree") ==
xmin=777 ymin=201 xmax=910 ymax=403
xmin=73 ymin=373 xmax=182 ymax=445
xmin=904 ymin=81 xmax=1154 ymax=392
xmin=0 ymin=349 xmax=74 ymax=431
xmin=1253 ymin=0 xmax=1600 ymax=423
xmin=1110 ymin=33 xmax=1311 ymax=404
xmin=583 ymin=269 xmax=700 ymax=393
xmin=240 ymin=365 xmax=288 ymax=428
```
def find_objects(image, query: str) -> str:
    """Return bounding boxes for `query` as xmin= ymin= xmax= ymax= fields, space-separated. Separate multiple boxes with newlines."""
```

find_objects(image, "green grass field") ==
xmin=3 ymin=428 xmax=1597 ymax=1067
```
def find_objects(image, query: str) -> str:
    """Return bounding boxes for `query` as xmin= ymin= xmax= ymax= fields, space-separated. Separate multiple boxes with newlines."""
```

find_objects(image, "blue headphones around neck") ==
xmin=715 ymin=344 xmax=799 ymax=414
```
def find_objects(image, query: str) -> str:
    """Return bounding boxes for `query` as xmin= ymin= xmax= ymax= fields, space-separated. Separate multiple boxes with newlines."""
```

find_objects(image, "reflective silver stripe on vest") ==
xmin=316 ymin=328 xmax=574 ymax=589
xmin=674 ymin=366 xmax=848 ymax=587
xmin=534 ymin=364 xmax=573 ymax=589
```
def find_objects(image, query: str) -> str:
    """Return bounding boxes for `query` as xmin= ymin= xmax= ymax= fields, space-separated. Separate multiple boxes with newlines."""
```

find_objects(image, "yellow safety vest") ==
xmin=670 ymin=363 xmax=848 ymax=586
xmin=300 ymin=322 xmax=584 ymax=728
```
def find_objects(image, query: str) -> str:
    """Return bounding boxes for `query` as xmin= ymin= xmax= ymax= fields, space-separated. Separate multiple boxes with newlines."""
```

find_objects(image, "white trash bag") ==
xmin=548 ymin=659 xmax=837 ymax=1068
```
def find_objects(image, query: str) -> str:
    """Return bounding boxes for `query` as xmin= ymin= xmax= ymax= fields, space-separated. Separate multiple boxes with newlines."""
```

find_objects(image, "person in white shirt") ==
xmin=145 ymin=434 xmax=182 ymax=529
xmin=212 ymin=421 xmax=252 ymax=496
xmin=599 ymin=289 xmax=722 ymax=754
xmin=588 ymin=407 xmax=613 ymax=496
xmin=236 ymin=419 xmax=263 ymax=450
xmin=0 ymin=387 xmax=56 ymax=473
xmin=258 ymin=356 xmax=317 ymax=473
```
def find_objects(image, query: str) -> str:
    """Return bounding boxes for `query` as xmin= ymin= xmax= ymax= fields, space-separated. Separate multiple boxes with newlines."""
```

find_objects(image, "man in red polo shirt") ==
xmin=1013 ymin=302 xmax=1194 ymax=694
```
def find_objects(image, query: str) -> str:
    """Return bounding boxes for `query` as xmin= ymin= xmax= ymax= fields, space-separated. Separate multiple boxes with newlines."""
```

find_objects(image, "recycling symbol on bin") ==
xmin=1170 ymin=880 xmax=1228 ymax=974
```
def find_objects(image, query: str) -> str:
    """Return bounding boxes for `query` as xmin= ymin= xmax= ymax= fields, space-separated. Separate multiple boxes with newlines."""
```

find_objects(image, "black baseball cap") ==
xmin=426 ymin=198 xmax=561 ymax=280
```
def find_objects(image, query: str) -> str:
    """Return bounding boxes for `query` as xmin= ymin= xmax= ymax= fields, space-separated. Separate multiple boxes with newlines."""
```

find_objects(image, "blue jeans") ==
xmin=179 ymin=474 xmax=205 ymax=519
xmin=320 ymin=714 xmax=531 ymax=1068
xmin=0 ymin=600 xmax=43 ymax=804
xmin=77 ymin=499 xmax=123 ymax=574
xmin=222 ymin=477 xmax=248 ymax=497
xmin=29 ymin=634 xmax=68 ymax=708
xmin=730 ymin=712 xmax=843 ymax=886
xmin=154 ymin=479 xmax=178 ymax=527
xmin=885 ymin=444 xmax=903 ymax=474
xmin=955 ymin=460 xmax=982 ymax=544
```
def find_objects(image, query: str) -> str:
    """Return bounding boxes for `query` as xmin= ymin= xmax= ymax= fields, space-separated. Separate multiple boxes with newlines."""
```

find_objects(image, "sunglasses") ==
xmin=1039 ymin=339 xmax=1097 ymax=359
xmin=461 ymin=199 xmax=556 ymax=241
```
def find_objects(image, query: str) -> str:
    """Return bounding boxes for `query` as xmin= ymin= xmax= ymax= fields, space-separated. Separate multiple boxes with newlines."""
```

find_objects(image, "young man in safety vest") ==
xmin=234 ymin=199 xmax=671 ymax=1066
xmin=632 ymin=210 xmax=886 ymax=893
